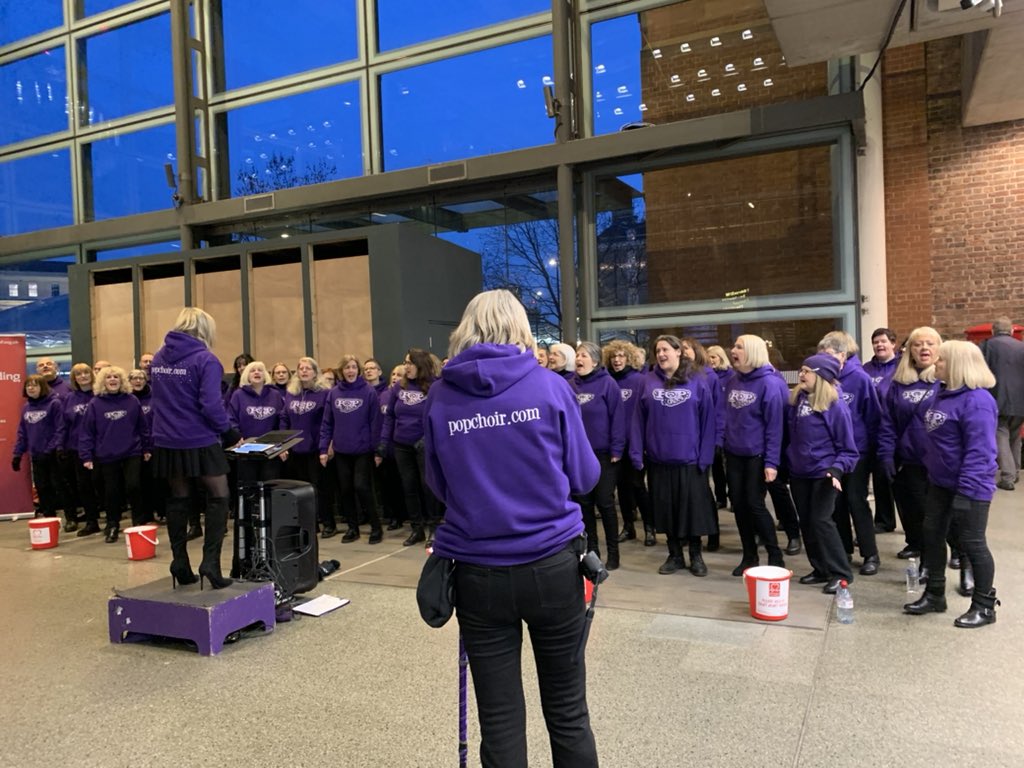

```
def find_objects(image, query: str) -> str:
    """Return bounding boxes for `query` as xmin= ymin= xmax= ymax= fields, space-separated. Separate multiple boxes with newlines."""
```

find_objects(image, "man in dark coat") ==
xmin=980 ymin=317 xmax=1024 ymax=490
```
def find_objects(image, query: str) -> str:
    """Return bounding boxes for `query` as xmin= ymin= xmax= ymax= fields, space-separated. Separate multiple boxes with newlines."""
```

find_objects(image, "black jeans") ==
xmin=871 ymin=454 xmax=897 ymax=530
xmin=30 ymin=454 xmax=62 ymax=517
xmin=726 ymin=452 xmax=781 ymax=562
xmin=574 ymin=452 xmax=619 ymax=559
xmin=68 ymin=450 xmax=100 ymax=523
xmin=711 ymin=446 xmax=728 ymax=506
xmin=767 ymin=469 xmax=801 ymax=540
xmin=394 ymin=442 xmax=439 ymax=529
xmin=922 ymin=485 xmax=994 ymax=597
xmin=335 ymin=452 xmax=379 ymax=530
xmin=891 ymin=463 xmax=928 ymax=551
xmin=455 ymin=546 xmax=598 ymax=768
xmin=791 ymin=477 xmax=852 ymax=581
xmin=614 ymin=459 xmax=652 ymax=532
xmin=98 ymin=455 xmax=143 ymax=527
xmin=832 ymin=456 xmax=878 ymax=559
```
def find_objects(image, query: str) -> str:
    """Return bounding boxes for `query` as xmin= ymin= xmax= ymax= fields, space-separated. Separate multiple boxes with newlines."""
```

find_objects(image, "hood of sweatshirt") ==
xmin=159 ymin=331 xmax=209 ymax=364
xmin=441 ymin=344 xmax=538 ymax=398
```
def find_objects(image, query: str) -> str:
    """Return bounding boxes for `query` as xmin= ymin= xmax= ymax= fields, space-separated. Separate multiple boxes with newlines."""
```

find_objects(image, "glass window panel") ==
xmin=589 ymin=0 xmax=828 ymax=135
xmin=0 ymin=149 xmax=73 ymax=236
xmin=0 ymin=0 xmax=63 ymax=47
xmin=86 ymin=123 xmax=177 ymax=220
xmin=1 ymin=48 xmax=68 ymax=147
xmin=80 ymin=13 xmax=172 ymax=125
xmin=218 ymin=0 xmax=358 ymax=91
xmin=93 ymin=241 xmax=181 ymax=261
xmin=381 ymin=36 xmax=554 ymax=171
xmin=217 ymin=81 xmax=363 ymax=198
xmin=81 ymin=0 xmax=131 ymax=16
xmin=595 ymin=145 xmax=836 ymax=308
xmin=0 ymin=257 xmax=73 ymax=369
xmin=597 ymin=316 xmax=846 ymax=377
xmin=376 ymin=0 xmax=549 ymax=52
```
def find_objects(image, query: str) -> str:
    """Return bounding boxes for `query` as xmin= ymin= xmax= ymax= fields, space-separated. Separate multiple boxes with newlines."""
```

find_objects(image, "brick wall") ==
xmin=883 ymin=38 xmax=1024 ymax=340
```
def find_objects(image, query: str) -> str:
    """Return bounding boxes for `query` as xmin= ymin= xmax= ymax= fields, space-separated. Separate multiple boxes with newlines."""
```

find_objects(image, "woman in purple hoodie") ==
xmin=150 ymin=308 xmax=242 ymax=589
xmin=320 ymin=355 xmax=382 ymax=544
xmin=64 ymin=363 xmax=101 ymax=535
xmin=904 ymin=340 xmax=999 ymax=628
xmin=377 ymin=347 xmax=439 ymax=547
xmin=423 ymin=289 xmax=600 ymax=768
xmin=80 ymin=366 xmax=150 ymax=542
xmin=787 ymin=354 xmax=859 ymax=593
xmin=706 ymin=344 xmax=734 ymax=512
xmin=282 ymin=356 xmax=331 ymax=533
xmin=630 ymin=335 xmax=717 ymax=577
xmin=11 ymin=374 xmax=65 ymax=521
xmin=228 ymin=361 xmax=285 ymax=483
xmin=573 ymin=341 xmax=626 ymax=569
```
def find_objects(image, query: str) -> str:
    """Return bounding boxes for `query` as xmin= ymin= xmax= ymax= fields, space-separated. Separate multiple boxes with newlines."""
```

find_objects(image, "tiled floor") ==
xmin=1 ymin=488 xmax=1021 ymax=767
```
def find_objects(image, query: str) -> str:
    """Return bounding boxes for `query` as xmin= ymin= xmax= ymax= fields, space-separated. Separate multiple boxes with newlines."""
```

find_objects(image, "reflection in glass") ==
xmin=86 ymin=123 xmax=177 ymax=220
xmin=380 ymin=35 xmax=554 ymax=171
xmin=598 ymin=316 xmax=844 ymax=377
xmin=0 ymin=0 xmax=63 ymax=47
xmin=93 ymin=241 xmax=181 ymax=261
xmin=80 ymin=0 xmax=130 ymax=16
xmin=0 ymin=48 xmax=68 ymax=147
xmin=0 ymin=150 xmax=73 ymax=236
xmin=0 ymin=257 xmax=73 ymax=368
xmin=595 ymin=145 xmax=836 ymax=308
xmin=376 ymin=0 xmax=549 ymax=51
xmin=80 ymin=13 xmax=172 ymax=125
xmin=217 ymin=81 xmax=363 ymax=198
xmin=217 ymin=0 xmax=358 ymax=91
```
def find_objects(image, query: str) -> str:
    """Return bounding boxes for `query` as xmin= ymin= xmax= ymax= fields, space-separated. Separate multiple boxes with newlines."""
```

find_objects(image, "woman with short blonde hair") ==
xmin=448 ymin=289 xmax=535 ymax=356
xmin=282 ymin=356 xmax=332 ymax=533
xmin=171 ymin=306 xmax=216 ymax=348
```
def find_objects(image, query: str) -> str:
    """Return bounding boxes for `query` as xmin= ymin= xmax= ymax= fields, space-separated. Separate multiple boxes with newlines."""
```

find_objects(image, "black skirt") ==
xmin=151 ymin=443 xmax=229 ymax=479
xmin=647 ymin=462 xmax=716 ymax=538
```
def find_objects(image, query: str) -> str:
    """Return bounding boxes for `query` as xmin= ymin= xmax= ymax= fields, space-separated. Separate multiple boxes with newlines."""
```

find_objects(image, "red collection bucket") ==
xmin=743 ymin=565 xmax=792 ymax=621
xmin=124 ymin=524 xmax=159 ymax=560
xmin=28 ymin=517 xmax=61 ymax=549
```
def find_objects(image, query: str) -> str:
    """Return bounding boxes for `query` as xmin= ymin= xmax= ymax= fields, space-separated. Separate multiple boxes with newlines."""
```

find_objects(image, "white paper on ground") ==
xmin=293 ymin=595 xmax=350 ymax=617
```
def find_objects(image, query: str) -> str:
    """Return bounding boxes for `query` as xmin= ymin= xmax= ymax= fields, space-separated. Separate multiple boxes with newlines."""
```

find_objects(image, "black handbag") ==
xmin=416 ymin=553 xmax=456 ymax=628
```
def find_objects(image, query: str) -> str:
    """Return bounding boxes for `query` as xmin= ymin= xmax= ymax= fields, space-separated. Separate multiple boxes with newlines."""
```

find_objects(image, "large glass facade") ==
xmin=376 ymin=0 xmax=549 ymax=51
xmin=0 ymin=48 xmax=69 ymax=146
xmin=0 ymin=149 xmax=74 ymax=236
xmin=0 ymin=255 xmax=73 ymax=369
xmin=0 ymin=1 xmax=63 ymax=47
xmin=84 ymin=122 xmax=177 ymax=220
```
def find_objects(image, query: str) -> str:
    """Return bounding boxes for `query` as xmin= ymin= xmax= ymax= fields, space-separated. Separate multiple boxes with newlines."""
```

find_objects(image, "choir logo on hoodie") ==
xmin=923 ymin=408 xmax=947 ymax=432
xmin=24 ymin=410 xmax=48 ymax=424
xmin=398 ymin=390 xmax=426 ymax=406
xmin=841 ymin=392 xmax=855 ymax=406
xmin=104 ymin=410 xmax=127 ymax=421
xmin=620 ymin=389 xmax=633 ymax=402
xmin=653 ymin=388 xmax=691 ymax=407
xmin=246 ymin=406 xmax=277 ymax=420
xmin=290 ymin=400 xmax=318 ymax=415
xmin=335 ymin=397 xmax=363 ymax=413
xmin=576 ymin=393 xmax=594 ymax=405
xmin=903 ymin=389 xmax=933 ymax=405
xmin=728 ymin=390 xmax=757 ymax=409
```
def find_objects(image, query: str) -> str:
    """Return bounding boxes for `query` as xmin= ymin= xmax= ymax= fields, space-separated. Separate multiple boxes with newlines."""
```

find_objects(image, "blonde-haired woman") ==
xmin=877 ymin=327 xmax=941 ymax=567
xmin=270 ymin=362 xmax=291 ymax=393
xmin=905 ymin=341 xmax=1000 ymax=627
xmin=549 ymin=342 xmax=576 ymax=382
xmin=80 ymin=366 xmax=151 ymax=542
xmin=228 ymin=361 xmax=285 ymax=483
xmin=706 ymin=345 xmax=733 ymax=513
xmin=282 ymin=356 xmax=332 ymax=532
xmin=150 ymin=307 xmax=241 ymax=589
xmin=63 ymin=363 xmax=101 ymax=536
xmin=787 ymin=354 xmax=859 ymax=593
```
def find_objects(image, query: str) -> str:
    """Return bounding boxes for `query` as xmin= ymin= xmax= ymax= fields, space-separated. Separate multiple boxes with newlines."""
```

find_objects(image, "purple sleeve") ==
xmin=79 ymin=402 xmax=95 ymax=464
xmin=762 ymin=383 xmax=784 ymax=470
xmin=608 ymin=379 xmax=626 ymax=459
xmin=698 ymin=378 xmax=716 ymax=471
xmin=422 ymin=391 xmax=447 ymax=502
xmin=378 ymin=385 xmax=397 ymax=455
xmin=14 ymin=406 xmax=27 ymax=457
xmin=318 ymin=397 xmax=334 ymax=455
xmin=562 ymin=395 xmax=601 ymax=495
xmin=280 ymin=396 xmax=291 ymax=431
xmin=956 ymin=395 xmax=998 ymax=500
xmin=138 ymin=401 xmax=151 ymax=453
xmin=369 ymin=389 xmax=382 ymax=449
xmin=876 ymin=386 xmax=898 ymax=464
xmin=46 ymin=400 xmax=65 ymax=454
xmin=227 ymin=389 xmax=242 ymax=431
xmin=629 ymin=389 xmax=646 ymax=469
xmin=197 ymin=356 xmax=231 ymax=435
xmin=829 ymin=403 xmax=859 ymax=475
xmin=863 ymin=378 xmax=882 ymax=447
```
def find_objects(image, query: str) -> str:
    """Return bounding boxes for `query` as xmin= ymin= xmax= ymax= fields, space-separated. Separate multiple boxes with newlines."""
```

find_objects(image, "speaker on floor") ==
xmin=266 ymin=479 xmax=319 ymax=596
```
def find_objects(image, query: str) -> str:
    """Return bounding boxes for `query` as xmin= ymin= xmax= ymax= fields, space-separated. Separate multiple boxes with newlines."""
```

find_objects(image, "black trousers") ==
xmin=891 ymin=463 xmax=928 ymax=551
xmin=791 ymin=477 xmax=853 ymax=581
xmin=711 ymin=446 xmax=728 ymax=506
xmin=767 ymin=468 xmax=801 ymax=540
xmin=922 ymin=485 xmax=994 ymax=597
xmin=394 ymin=442 xmax=440 ymax=528
xmin=726 ymin=452 xmax=781 ymax=561
xmin=455 ymin=546 xmax=598 ymax=768
xmin=67 ymin=450 xmax=100 ymax=524
xmin=98 ymin=455 xmax=143 ymax=527
xmin=30 ymin=454 xmax=62 ymax=517
xmin=376 ymin=456 xmax=406 ymax=523
xmin=335 ymin=452 xmax=379 ymax=530
xmin=58 ymin=451 xmax=79 ymax=517
xmin=871 ymin=455 xmax=897 ymax=530
xmin=614 ymin=458 xmax=652 ymax=531
xmin=286 ymin=451 xmax=327 ymax=526
xmin=573 ymin=452 xmax=618 ymax=559
xmin=832 ymin=456 xmax=879 ymax=559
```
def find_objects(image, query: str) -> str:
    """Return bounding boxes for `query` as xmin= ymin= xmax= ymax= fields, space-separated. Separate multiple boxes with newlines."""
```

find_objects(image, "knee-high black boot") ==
xmin=199 ymin=497 xmax=233 ymax=590
xmin=167 ymin=497 xmax=198 ymax=587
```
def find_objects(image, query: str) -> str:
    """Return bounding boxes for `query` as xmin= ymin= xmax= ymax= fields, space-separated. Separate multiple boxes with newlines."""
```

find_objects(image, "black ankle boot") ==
xmin=341 ymin=527 xmax=360 ymax=543
xmin=954 ymin=588 xmax=999 ymax=628
xmin=198 ymin=497 xmax=233 ymax=590
xmin=904 ymin=591 xmax=947 ymax=615
xmin=688 ymin=541 xmax=707 ymax=577
xmin=643 ymin=526 xmax=656 ymax=547
xmin=403 ymin=527 xmax=426 ymax=547
xmin=368 ymin=527 xmax=383 ymax=544
xmin=706 ymin=534 xmax=720 ymax=552
xmin=957 ymin=557 xmax=975 ymax=597
xmin=617 ymin=526 xmax=636 ymax=543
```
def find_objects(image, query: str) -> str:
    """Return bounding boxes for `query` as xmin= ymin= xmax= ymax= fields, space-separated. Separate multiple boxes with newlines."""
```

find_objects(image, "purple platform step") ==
xmin=108 ymin=579 xmax=276 ymax=655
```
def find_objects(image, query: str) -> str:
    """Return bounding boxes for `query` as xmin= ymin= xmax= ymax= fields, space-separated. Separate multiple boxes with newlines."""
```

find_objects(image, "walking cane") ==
xmin=459 ymin=634 xmax=468 ymax=767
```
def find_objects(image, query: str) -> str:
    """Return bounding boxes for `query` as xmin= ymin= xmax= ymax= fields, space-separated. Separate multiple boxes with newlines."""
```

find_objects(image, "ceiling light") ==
xmin=516 ymin=79 xmax=526 ymax=89
xmin=679 ymin=43 xmax=691 ymax=53
xmin=686 ymin=93 xmax=695 ymax=102
xmin=763 ymin=78 xmax=773 ymax=87
xmin=753 ymin=56 xmax=764 ymax=67
xmin=725 ymin=63 xmax=736 ymax=73
xmin=737 ymin=83 xmax=747 ymax=92
xmin=595 ymin=64 xmax=606 ymax=74
xmin=639 ymin=103 xmax=647 ymax=111
xmin=670 ymin=74 xmax=681 ymax=84
xmin=711 ymin=88 xmax=721 ymax=97
xmin=742 ymin=29 xmax=753 ymax=40
xmin=697 ymin=68 xmax=708 ymax=78
xmin=710 ymin=36 xmax=722 ymax=47
xmin=281 ymin=233 xmax=291 ymax=238
xmin=747 ymin=202 xmax=755 ymax=209
xmin=652 ymin=48 xmax=662 ymax=58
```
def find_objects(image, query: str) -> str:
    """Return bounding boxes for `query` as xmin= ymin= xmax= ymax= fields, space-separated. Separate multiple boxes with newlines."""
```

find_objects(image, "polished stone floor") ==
xmin=0 ymin=488 xmax=1021 ymax=767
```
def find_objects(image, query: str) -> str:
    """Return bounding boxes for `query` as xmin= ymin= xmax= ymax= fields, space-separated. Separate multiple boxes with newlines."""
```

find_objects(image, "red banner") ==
xmin=0 ymin=335 xmax=34 ymax=517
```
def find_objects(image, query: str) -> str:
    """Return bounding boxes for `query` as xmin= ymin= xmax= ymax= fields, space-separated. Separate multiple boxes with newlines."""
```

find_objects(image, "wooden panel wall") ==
xmin=313 ymin=254 xmax=372 ymax=369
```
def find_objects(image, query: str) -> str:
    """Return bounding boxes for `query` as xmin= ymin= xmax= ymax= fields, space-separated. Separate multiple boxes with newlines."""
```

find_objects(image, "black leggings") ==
xmin=726 ymin=453 xmax=781 ymax=561
xmin=922 ymin=485 xmax=994 ymax=597
xmin=574 ymin=452 xmax=619 ymax=558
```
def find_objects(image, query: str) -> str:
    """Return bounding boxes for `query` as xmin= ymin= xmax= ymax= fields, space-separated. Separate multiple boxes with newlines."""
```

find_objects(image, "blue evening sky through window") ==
xmin=0 ymin=0 xmax=62 ymax=46
xmin=0 ymin=47 xmax=68 ymax=147
xmin=0 ymin=150 xmax=73 ymax=236
xmin=376 ymin=0 xmax=550 ymax=51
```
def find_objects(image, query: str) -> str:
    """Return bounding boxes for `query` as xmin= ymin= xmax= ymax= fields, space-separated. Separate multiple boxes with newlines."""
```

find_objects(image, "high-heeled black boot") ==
xmin=957 ymin=556 xmax=975 ymax=597
xmin=166 ymin=497 xmax=198 ymax=588
xmin=198 ymin=497 xmax=233 ymax=590
xmin=954 ymin=588 xmax=1000 ymax=628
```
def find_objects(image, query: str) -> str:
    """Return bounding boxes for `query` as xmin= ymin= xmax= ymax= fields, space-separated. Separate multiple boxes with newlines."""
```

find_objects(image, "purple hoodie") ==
xmin=921 ymin=386 xmax=998 ymax=501
xmin=629 ymin=366 xmax=716 ymax=470
xmin=424 ymin=344 xmax=599 ymax=566
xmin=150 ymin=331 xmax=232 ymax=449
xmin=723 ymin=365 xmax=786 ymax=468
xmin=228 ymin=385 xmax=284 ymax=439
xmin=573 ymin=367 xmax=626 ymax=457
xmin=281 ymin=387 xmax=329 ymax=455
xmin=63 ymin=389 xmax=94 ymax=452
xmin=14 ymin=393 xmax=64 ymax=458
xmin=373 ymin=380 xmax=388 ymax=395
xmin=836 ymin=354 xmax=882 ymax=454
xmin=79 ymin=392 xmax=149 ymax=463
xmin=609 ymin=366 xmax=645 ymax=440
xmin=134 ymin=385 xmax=154 ymax=434
xmin=379 ymin=380 xmax=431 ymax=450
xmin=876 ymin=379 xmax=940 ymax=466
xmin=862 ymin=354 xmax=900 ymax=400
xmin=319 ymin=377 xmax=381 ymax=455
xmin=785 ymin=392 xmax=859 ymax=479
xmin=48 ymin=376 xmax=72 ymax=401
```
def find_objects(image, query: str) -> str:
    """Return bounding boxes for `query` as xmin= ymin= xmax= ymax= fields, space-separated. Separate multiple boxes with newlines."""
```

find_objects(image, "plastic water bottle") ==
xmin=835 ymin=580 xmax=854 ymax=624
xmin=905 ymin=557 xmax=919 ymax=594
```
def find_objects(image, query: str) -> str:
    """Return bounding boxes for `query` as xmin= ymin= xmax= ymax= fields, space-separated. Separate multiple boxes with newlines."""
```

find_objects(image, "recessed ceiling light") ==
xmin=711 ymin=88 xmax=721 ymax=96
xmin=737 ymin=83 xmax=747 ymax=92
xmin=680 ymin=43 xmax=691 ymax=53
xmin=652 ymin=48 xmax=662 ymax=58
xmin=710 ymin=36 xmax=722 ymax=47
xmin=697 ymin=68 xmax=708 ymax=78
xmin=763 ymin=78 xmax=773 ymax=87
xmin=753 ymin=57 xmax=764 ymax=67
xmin=747 ymin=202 xmax=755 ymax=209
xmin=670 ymin=74 xmax=681 ymax=84
xmin=742 ymin=29 xmax=753 ymax=40
xmin=686 ymin=93 xmax=695 ymax=102
xmin=725 ymin=63 xmax=736 ymax=73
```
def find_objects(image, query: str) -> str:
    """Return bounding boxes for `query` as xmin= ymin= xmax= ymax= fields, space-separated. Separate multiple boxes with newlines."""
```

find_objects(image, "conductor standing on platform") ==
xmin=150 ymin=307 xmax=242 ymax=589
xmin=423 ymin=290 xmax=601 ymax=768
